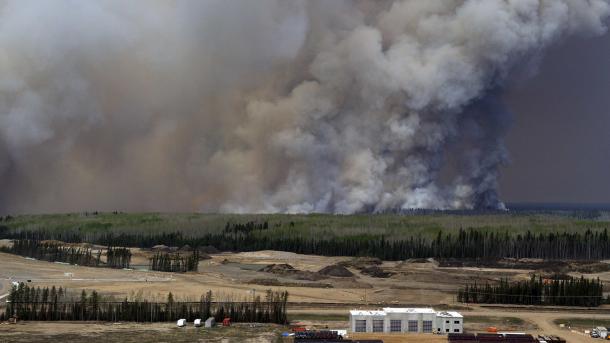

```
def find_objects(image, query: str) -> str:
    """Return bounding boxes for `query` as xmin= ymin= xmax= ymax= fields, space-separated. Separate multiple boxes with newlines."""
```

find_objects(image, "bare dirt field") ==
xmin=0 ymin=322 xmax=283 ymax=343
xmin=4 ymin=249 xmax=610 ymax=342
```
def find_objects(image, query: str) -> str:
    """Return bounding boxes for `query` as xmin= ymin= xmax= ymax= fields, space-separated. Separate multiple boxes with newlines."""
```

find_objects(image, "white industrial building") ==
xmin=349 ymin=308 xmax=463 ymax=334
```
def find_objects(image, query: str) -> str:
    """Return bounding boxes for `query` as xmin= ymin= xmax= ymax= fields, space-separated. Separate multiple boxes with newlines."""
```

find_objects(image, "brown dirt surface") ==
xmin=360 ymin=265 xmax=393 ymax=278
xmin=5 ymin=248 xmax=610 ymax=343
xmin=318 ymin=264 xmax=355 ymax=277
xmin=338 ymin=257 xmax=383 ymax=269
xmin=247 ymin=278 xmax=333 ymax=288
xmin=259 ymin=263 xmax=296 ymax=273
xmin=259 ymin=263 xmax=327 ymax=281
xmin=0 ymin=322 xmax=284 ymax=343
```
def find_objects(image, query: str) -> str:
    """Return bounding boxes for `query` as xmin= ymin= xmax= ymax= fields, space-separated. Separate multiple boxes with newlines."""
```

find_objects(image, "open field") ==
xmin=4 ymin=244 xmax=610 ymax=342
xmin=2 ymin=211 xmax=610 ymax=240
xmin=463 ymin=315 xmax=537 ymax=332
xmin=553 ymin=318 xmax=610 ymax=331
xmin=0 ymin=322 xmax=284 ymax=343
xmin=0 ymin=249 xmax=540 ymax=304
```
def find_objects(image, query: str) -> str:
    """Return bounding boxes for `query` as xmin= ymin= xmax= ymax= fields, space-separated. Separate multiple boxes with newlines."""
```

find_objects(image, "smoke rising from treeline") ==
xmin=0 ymin=0 xmax=608 ymax=214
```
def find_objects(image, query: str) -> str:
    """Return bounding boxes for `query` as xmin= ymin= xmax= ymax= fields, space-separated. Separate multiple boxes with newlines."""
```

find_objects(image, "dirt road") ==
xmin=466 ymin=307 xmax=602 ymax=343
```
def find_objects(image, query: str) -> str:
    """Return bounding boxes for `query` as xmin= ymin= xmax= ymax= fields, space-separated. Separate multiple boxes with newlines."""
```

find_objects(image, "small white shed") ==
xmin=177 ymin=319 xmax=186 ymax=327
xmin=205 ymin=317 xmax=216 ymax=328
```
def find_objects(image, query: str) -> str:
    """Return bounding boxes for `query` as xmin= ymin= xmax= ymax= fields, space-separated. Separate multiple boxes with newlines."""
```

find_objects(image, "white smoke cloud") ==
xmin=0 ymin=0 xmax=608 ymax=214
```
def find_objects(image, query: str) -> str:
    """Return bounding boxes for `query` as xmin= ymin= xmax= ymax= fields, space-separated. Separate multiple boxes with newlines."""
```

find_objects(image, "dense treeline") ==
xmin=457 ymin=275 xmax=605 ymax=307
xmin=0 ymin=239 xmax=131 ymax=269
xmin=224 ymin=221 xmax=269 ymax=234
xmin=1 ymin=239 xmax=100 ymax=266
xmin=106 ymin=246 xmax=132 ymax=269
xmin=0 ymin=284 xmax=288 ymax=324
xmin=149 ymin=251 xmax=199 ymax=272
xmin=4 ymin=227 xmax=610 ymax=260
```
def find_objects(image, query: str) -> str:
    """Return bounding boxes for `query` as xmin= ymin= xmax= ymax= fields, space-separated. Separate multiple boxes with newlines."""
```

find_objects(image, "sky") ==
xmin=0 ymin=0 xmax=609 ymax=214
xmin=502 ymin=32 xmax=610 ymax=205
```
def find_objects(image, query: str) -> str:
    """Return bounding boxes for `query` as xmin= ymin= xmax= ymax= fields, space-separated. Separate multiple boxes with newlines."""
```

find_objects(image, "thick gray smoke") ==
xmin=0 ymin=0 xmax=608 ymax=214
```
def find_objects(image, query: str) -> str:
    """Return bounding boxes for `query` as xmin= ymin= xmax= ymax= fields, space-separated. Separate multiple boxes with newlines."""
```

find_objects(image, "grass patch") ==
xmin=465 ymin=316 xmax=525 ymax=326
xmin=553 ymin=318 xmax=610 ymax=328
xmin=0 ymin=324 xmax=285 ymax=343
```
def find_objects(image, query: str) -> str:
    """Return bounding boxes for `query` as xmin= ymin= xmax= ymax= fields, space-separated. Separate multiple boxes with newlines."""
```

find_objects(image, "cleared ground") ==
xmin=0 ymin=322 xmax=283 ymax=343
xmin=0 ymin=249 xmax=528 ymax=304
xmin=4 ymin=249 xmax=610 ymax=342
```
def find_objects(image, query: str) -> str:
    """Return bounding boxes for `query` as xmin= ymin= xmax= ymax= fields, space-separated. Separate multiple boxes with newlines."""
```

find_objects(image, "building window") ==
xmin=423 ymin=320 xmax=433 ymax=333
xmin=454 ymin=329 xmax=461 ymax=332
xmin=446 ymin=329 xmax=450 ymax=333
xmin=408 ymin=320 xmax=418 ymax=332
xmin=355 ymin=320 xmax=366 ymax=332
xmin=390 ymin=320 xmax=401 ymax=332
xmin=373 ymin=319 xmax=384 ymax=332
xmin=454 ymin=320 xmax=460 ymax=324
xmin=446 ymin=320 xmax=450 ymax=323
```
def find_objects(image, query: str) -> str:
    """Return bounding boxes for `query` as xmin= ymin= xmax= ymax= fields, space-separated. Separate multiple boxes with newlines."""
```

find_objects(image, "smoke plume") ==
xmin=0 ymin=0 xmax=608 ymax=214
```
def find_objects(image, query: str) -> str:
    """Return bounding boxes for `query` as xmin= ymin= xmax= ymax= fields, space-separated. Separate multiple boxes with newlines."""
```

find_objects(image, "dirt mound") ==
xmin=247 ymin=278 xmax=333 ymax=288
xmin=293 ymin=271 xmax=327 ymax=281
xmin=406 ymin=258 xmax=431 ymax=263
xmin=259 ymin=264 xmax=326 ymax=281
xmin=259 ymin=263 xmax=295 ymax=273
xmin=360 ymin=265 xmax=393 ymax=278
xmin=151 ymin=244 xmax=170 ymax=252
xmin=338 ymin=257 xmax=382 ymax=269
xmin=318 ymin=264 xmax=354 ymax=277
xmin=179 ymin=244 xmax=193 ymax=252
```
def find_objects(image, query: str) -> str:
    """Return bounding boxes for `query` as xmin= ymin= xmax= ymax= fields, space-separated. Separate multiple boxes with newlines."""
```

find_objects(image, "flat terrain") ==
xmin=4 ymin=249 xmax=610 ymax=342
xmin=0 ymin=322 xmax=284 ymax=343
xmin=0 ymin=249 xmax=532 ymax=304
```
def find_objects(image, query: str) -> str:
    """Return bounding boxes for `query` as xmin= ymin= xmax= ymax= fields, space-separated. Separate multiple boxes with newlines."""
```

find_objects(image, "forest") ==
xmin=457 ymin=274 xmax=605 ymax=307
xmin=4 ymin=225 xmax=610 ymax=260
xmin=0 ymin=283 xmax=289 ymax=324
xmin=149 ymin=251 xmax=200 ymax=272
xmin=1 ymin=239 xmax=131 ymax=269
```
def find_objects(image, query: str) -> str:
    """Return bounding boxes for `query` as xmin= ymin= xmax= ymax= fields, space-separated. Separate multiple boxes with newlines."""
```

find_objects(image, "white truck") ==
xmin=592 ymin=327 xmax=608 ymax=339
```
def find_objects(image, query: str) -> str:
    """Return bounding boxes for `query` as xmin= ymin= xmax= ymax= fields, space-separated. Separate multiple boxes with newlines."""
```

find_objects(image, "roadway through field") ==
xmin=467 ymin=308 xmax=610 ymax=343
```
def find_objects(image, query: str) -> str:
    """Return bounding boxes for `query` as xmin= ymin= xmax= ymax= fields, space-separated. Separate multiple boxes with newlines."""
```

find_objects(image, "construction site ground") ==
xmin=2 ymin=249 xmax=610 ymax=342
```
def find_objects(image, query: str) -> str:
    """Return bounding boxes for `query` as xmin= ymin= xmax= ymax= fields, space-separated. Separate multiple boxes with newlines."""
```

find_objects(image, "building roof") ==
xmin=383 ymin=307 xmax=436 ymax=314
xmin=436 ymin=311 xmax=463 ymax=318
xmin=350 ymin=310 xmax=386 ymax=316
xmin=350 ymin=308 xmax=463 ymax=318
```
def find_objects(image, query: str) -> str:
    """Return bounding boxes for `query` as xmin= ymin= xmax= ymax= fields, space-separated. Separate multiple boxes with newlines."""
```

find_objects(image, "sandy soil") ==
xmin=4 ymin=249 xmax=610 ymax=304
xmin=0 ymin=322 xmax=283 ymax=343
xmin=4 ymin=249 xmax=610 ymax=342
xmin=0 ymin=250 xmax=485 ymax=303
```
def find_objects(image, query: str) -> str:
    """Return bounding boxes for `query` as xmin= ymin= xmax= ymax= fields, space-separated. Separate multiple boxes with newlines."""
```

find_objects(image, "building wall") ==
xmin=436 ymin=317 xmax=463 ymax=333
xmin=349 ymin=312 xmax=462 ymax=334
